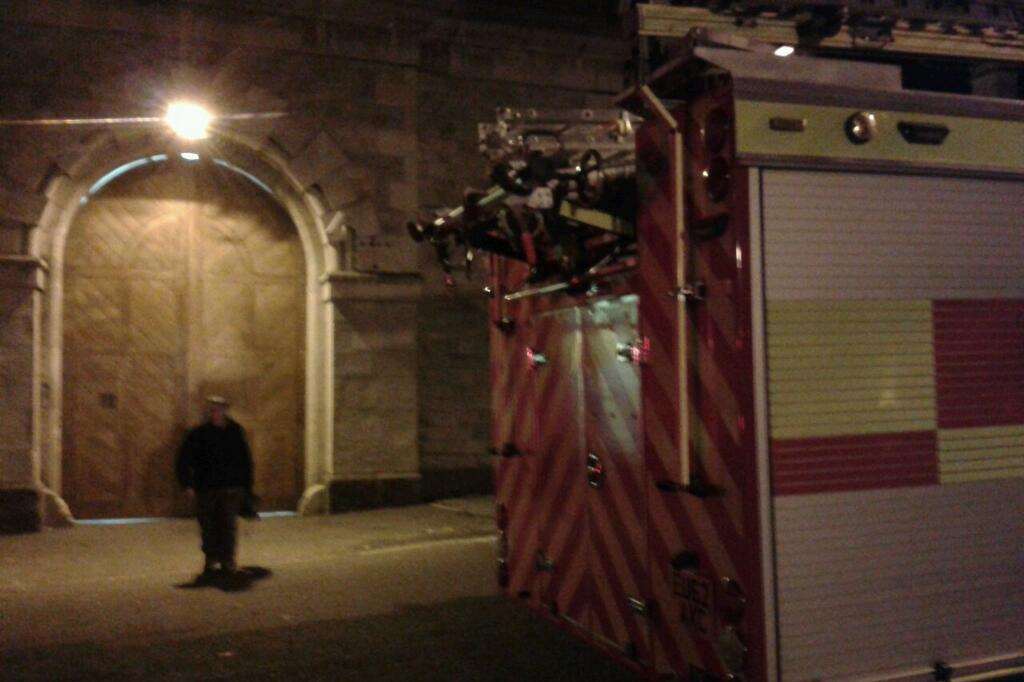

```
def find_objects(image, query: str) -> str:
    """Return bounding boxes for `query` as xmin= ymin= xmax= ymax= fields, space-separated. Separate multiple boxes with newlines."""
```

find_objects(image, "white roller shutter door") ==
xmin=761 ymin=170 xmax=1024 ymax=680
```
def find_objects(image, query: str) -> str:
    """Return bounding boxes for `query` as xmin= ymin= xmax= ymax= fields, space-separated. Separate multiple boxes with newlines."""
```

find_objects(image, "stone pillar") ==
xmin=327 ymin=271 xmax=422 ymax=511
xmin=0 ymin=256 xmax=46 ymax=533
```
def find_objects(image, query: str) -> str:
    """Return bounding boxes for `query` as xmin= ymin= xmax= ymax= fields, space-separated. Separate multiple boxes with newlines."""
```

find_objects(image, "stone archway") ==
xmin=32 ymin=130 xmax=340 ymax=521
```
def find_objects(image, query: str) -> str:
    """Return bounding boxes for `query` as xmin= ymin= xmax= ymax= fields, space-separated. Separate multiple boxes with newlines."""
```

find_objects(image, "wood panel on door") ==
xmin=63 ymin=159 xmax=304 ymax=518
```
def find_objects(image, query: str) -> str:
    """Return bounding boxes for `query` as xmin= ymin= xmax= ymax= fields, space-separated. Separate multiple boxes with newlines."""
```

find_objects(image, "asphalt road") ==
xmin=0 ymin=499 xmax=636 ymax=681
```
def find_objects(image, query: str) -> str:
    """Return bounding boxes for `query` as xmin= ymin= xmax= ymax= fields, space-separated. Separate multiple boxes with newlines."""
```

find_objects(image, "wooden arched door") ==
xmin=62 ymin=156 xmax=305 ymax=518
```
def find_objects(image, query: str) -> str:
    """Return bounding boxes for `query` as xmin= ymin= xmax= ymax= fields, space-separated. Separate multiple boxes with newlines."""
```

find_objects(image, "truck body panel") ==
xmin=478 ymin=45 xmax=1024 ymax=681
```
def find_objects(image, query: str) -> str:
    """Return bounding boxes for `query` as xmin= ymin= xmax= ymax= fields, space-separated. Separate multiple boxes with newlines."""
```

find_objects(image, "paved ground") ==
xmin=0 ymin=498 xmax=636 ymax=681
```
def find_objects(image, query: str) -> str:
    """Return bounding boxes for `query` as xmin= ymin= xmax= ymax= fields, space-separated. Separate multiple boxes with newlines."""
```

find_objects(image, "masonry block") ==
xmin=289 ymin=130 xmax=347 ymax=191
xmin=0 ymin=383 xmax=33 ymax=449
xmin=419 ymin=465 xmax=494 ymax=502
xmin=0 ymin=295 xmax=35 ymax=350
xmin=416 ymin=293 xmax=490 ymax=474
xmin=0 ymin=188 xmax=47 ymax=225
xmin=0 ymin=225 xmax=26 ymax=255
xmin=329 ymin=476 xmax=421 ymax=512
xmin=331 ymin=273 xmax=422 ymax=482
xmin=343 ymin=202 xmax=382 ymax=238
xmin=352 ymin=235 xmax=418 ymax=272
xmin=315 ymin=170 xmax=365 ymax=210
xmin=386 ymin=180 xmax=418 ymax=213
xmin=267 ymin=119 xmax=318 ymax=161
xmin=0 ymin=488 xmax=41 ymax=534
xmin=374 ymin=71 xmax=417 ymax=109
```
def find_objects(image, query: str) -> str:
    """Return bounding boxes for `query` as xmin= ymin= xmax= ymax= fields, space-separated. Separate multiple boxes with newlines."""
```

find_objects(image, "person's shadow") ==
xmin=175 ymin=566 xmax=273 ymax=593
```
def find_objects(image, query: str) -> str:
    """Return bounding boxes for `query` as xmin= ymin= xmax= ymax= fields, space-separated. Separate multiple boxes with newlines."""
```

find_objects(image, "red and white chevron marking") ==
xmin=635 ymin=108 xmax=718 ymax=676
xmin=489 ymin=256 xmax=516 ymax=457
xmin=638 ymin=100 xmax=765 ymax=679
xmin=505 ymin=306 xmax=552 ymax=598
xmin=582 ymin=304 xmax=650 ymax=660
xmin=491 ymin=258 xmax=537 ymax=596
xmin=530 ymin=309 xmax=590 ymax=625
xmin=695 ymin=163 xmax=767 ymax=682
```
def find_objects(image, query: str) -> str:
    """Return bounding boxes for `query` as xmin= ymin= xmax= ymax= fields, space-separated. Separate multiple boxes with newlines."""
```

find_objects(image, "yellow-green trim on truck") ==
xmin=735 ymin=100 xmax=1024 ymax=175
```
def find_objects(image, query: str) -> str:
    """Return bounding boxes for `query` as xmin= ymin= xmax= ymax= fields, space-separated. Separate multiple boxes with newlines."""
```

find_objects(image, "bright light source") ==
xmin=774 ymin=45 xmax=795 ymax=57
xmin=165 ymin=101 xmax=212 ymax=140
xmin=180 ymin=152 xmax=200 ymax=161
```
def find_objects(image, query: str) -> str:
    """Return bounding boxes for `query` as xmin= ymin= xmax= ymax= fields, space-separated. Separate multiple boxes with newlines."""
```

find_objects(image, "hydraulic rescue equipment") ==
xmin=408 ymin=107 xmax=641 ymax=296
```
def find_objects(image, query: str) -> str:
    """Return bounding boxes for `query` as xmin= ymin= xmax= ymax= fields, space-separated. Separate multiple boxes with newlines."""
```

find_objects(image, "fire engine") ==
xmin=409 ymin=3 xmax=1024 ymax=679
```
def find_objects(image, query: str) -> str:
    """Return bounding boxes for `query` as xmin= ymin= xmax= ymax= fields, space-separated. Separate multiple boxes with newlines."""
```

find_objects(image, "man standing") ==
xmin=176 ymin=396 xmax=254 ymax=577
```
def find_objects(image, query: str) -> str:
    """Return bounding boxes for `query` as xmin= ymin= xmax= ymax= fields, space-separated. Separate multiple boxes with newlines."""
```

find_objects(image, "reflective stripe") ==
xmin=767 ymin=300 xmax=937 ymax=440
xmin=938 ymin=425 xmax=1024 ymax=483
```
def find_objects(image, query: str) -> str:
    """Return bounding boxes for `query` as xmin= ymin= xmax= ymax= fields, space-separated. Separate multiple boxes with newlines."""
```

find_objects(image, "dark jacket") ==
xmin=176 ymin=419 xmax=254 ymax=491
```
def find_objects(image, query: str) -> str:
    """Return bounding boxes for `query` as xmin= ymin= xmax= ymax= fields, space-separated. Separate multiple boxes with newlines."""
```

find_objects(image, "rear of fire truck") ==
xmin=409 ymin=3 xmax=1024 ymax=680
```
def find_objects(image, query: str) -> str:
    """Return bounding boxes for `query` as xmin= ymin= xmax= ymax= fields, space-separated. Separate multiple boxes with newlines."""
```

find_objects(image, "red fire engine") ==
xmin=410 ymin=6 xmax=1024 ymax=679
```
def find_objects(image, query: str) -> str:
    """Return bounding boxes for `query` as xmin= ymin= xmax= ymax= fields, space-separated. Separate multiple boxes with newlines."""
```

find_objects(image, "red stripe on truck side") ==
xmin=771 ymin=431 xmax=939 ymax=496
xmin=934 ymin=299 xmax=1024 ymax=429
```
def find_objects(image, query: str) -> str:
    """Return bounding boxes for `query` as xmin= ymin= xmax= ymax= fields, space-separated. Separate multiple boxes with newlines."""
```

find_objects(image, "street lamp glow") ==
xmin=774 ymin=45 xmax=795 ymax=57
xmin=165 ymin=101 xmax=212 ymax=140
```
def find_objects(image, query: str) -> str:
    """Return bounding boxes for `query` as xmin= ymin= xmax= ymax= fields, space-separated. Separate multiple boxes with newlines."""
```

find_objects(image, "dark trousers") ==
xmin=196 ymin=487 xmax=245 ymax=568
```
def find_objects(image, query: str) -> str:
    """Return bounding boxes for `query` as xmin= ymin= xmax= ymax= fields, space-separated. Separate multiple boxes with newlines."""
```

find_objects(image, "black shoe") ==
xmin=194 ymin=569 xmax=218 ymax=586
xmin=219 ymin=567 xmax=253 ymax=592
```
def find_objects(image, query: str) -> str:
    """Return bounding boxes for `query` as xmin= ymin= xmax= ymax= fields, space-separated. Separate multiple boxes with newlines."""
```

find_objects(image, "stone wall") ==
xmin=0 ymin=0 xmax=626 ymax=525
xmin=416 ymin=292 xmax=492 ymax=499
xmin=329 ymin=273 xmax=422 ymax=510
